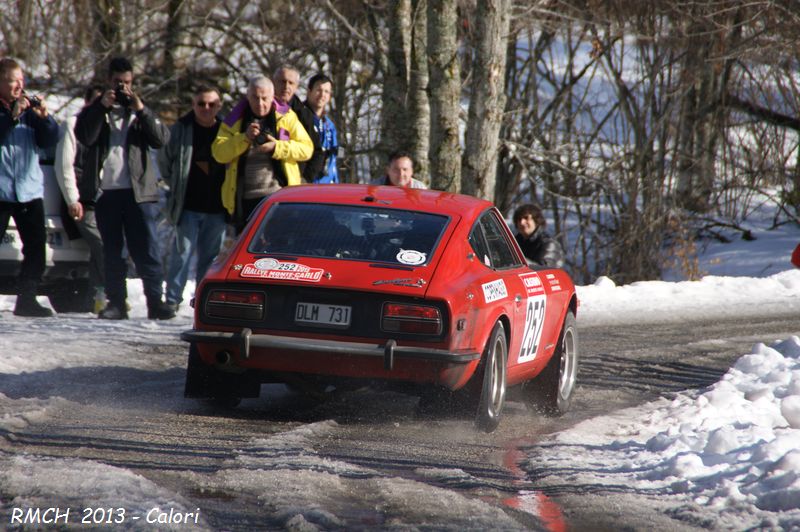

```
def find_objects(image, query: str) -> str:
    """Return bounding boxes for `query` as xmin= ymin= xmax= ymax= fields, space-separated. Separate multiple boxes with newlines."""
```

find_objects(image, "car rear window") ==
xmin=248 ymin=202 xmax=449 ymax=266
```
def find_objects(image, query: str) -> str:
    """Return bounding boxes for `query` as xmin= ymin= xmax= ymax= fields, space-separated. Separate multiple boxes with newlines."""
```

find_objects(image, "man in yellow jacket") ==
xmin=212 ymin=75 xmax=312 ymax=233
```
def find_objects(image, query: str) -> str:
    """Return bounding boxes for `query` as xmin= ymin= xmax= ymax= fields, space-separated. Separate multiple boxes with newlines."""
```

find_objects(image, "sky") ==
xmin=0 ymin=208 xmax=799 ymax=530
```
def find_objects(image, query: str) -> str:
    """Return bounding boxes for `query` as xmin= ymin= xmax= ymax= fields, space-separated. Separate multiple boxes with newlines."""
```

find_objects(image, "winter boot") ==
xmin=98 ymin=301 xmax=128 ymax=320
xmin=13 ymin=281 xmax=54 ymax=318
xmin=147 ymin=299 xmax=176 ymax=320
xmin=93 ymin=287 xmax=107 ymax=314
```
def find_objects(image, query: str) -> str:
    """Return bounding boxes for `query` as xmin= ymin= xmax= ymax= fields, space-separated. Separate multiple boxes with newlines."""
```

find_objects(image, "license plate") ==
xmin=295 ymin=302 xmax=351 ymax=328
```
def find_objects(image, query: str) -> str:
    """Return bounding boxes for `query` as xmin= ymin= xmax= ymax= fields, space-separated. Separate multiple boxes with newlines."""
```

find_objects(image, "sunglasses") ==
xmin=195 ymin=101 xmax=219 ymax=108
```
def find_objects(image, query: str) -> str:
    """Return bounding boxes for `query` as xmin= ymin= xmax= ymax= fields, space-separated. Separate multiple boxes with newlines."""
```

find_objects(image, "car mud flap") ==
xmin=384 ymin=339 xmax=396 ymax=371
xmin=239 ymin=328 xmax=252 ymax=359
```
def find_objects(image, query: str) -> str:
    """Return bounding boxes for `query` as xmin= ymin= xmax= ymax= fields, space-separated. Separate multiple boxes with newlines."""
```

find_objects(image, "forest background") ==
xmin=3 ymin=0 xmax=799 ymax=284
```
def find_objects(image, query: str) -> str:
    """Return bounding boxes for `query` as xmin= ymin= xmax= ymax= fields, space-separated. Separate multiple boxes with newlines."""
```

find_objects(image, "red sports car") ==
xmin=181 ymin=184 xmax=578 ymax=432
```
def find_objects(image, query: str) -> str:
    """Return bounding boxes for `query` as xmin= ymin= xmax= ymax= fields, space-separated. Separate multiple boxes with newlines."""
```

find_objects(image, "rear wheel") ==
xmin=184 ymin=344 xmax=255 ymax=407
xmin=47 ymin=279 xmax=92 ymax=313
xmin=475 ymin=321 xmax=508 ymax=433
xmin=529 ymin=311 xmax=578 ymax=416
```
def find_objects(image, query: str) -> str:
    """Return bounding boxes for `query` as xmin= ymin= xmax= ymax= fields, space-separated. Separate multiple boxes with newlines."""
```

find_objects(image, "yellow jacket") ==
xmin=213 ymin=99 xmax=313 ymax=216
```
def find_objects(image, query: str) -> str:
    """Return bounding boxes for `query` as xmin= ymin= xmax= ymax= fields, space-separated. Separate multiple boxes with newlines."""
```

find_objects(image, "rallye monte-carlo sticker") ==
xmin=396 ymin=249 xmax=427 ymax=265
xmin=482 ymin=279 xmax=508 ymax=303
xmin=240 ymin=258 xmax=324 ymax=282
xmin=518 ymin=272 xmax=546 ymax=363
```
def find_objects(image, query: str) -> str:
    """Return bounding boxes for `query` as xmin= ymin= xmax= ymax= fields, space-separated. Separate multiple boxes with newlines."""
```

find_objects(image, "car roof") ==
xmin=266 ymin=184 xmax=495 ymax=219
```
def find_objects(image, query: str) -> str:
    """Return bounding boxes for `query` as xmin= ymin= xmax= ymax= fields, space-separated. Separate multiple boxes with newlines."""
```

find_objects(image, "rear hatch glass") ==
xmin=247 ymin=202 xmax=449 ymax=267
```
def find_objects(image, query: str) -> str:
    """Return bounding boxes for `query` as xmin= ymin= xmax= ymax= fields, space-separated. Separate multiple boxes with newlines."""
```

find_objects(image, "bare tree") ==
xmin=461 ymin=0 xmax=510 ymax=200
xmin=378 ymin=0 xmax=412 ymax=161
xmin=409 ymin=0 xmax=430 ymax=181
xmin=427 ymin=0 xmax=461 ymax=191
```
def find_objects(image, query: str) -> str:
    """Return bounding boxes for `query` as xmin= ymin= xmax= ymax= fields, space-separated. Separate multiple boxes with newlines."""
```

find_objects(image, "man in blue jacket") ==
xmin=0 ymin=58 xmax=59 ymax=317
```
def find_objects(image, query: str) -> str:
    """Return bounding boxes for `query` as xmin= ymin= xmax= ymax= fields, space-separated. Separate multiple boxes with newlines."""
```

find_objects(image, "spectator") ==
xmin=512 ymin=203 xmax=565 ymax=269
xmin=212 ymin=75 xmax=313 ymax=233
xmin=54 ymin=84 xmax=107 ymax=313
xmin=304 ymin=73 xmax=339 ymax=183
xmin=273 ymin=65 xmax=323 ymax=182
xmin=74 ymin=56 xmax=175 ymax=320
xmin=371 ymin=150 xmax=426 ymax=189
xmin=792 ymin=243 xmax=800 ymax=268
xmin=0 ymin=57 xmax=60 ymax=317
xmin=159 ymin=86 xmax=226 ymax=312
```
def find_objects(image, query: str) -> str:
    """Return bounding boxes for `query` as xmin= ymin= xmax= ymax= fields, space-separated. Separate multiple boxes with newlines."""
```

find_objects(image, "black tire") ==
xmin=529 ymin=311 xmax=578 ymax=416
xmin=184 ymin=344 xmax=253 ymax=407
xmin=47 ymin=279 xmax=92 ymax=313
xmin=474 ymin=321 xmax=508 ymax=433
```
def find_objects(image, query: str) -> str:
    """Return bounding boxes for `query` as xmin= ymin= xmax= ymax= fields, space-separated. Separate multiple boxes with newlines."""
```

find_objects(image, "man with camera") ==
xmin=213 ymin=75 xmax=313 ymax=234
xmin=74 ymin=57 xmax=175 ymax=320
xmin=0 ymin=57 xmax=60 ymax=317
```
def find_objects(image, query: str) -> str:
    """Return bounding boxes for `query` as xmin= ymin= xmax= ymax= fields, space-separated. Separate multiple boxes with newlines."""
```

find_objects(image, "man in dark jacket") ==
xmin=158 ymin=86 xmax=226 ymax=311
xmin=75 ymin=56 xmax=174 ymax=320
xmin=273 ymin=65 xmax=323 ymax=182
xmin=512 ymin=203 xmax=565 ymax=269
xmin=0 ymin=57 xmax=60 ymax=317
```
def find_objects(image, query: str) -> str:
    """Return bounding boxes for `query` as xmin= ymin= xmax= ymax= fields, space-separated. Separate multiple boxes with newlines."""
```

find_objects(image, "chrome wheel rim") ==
xmin=489 ymin=333 xmax=507 ymax=415
xmin=558 ymin=326 xmax=577 ymax=402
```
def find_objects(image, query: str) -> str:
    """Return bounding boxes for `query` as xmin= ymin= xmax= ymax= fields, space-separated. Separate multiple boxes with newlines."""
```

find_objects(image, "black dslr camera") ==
xmin=114 ymin=83 xmax=132 ymax=108
xmin=254 ymin=119 xmax=270 ymax=145
xmin=28 ymin=95 xmax=42 ymax=108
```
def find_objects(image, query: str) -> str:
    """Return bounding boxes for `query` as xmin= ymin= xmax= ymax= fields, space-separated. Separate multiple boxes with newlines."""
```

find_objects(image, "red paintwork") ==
xmin=192 ymin=184 xmax=577 ymax=390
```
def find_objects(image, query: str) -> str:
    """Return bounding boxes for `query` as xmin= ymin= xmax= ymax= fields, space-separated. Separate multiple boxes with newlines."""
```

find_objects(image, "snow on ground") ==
xmin=0 ymin=214 xmax=799 ymax=530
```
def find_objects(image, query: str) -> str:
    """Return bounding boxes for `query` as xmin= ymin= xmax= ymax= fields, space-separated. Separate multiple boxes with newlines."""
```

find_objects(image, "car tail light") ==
xmin=205 ymin=289 xmax=265 ymax=320
xmin=381 ymin=302 xmax=442 ymax=335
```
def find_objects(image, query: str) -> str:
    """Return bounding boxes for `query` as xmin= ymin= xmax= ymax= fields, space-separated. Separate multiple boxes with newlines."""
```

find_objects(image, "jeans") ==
xmin=96 ymin=189 xmax=164 ymax=307
xmin=165 ymin=209 xmax=226 ymax=305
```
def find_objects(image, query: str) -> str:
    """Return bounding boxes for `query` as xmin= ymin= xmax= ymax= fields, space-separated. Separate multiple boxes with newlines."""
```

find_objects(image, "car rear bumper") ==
xmin=180 ymin=328 xmax=480 ymax=369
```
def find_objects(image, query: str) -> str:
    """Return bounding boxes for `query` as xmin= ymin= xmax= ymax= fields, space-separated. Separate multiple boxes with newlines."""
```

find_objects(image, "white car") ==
xmin=0 ymin=162 xmax=91 ymax=312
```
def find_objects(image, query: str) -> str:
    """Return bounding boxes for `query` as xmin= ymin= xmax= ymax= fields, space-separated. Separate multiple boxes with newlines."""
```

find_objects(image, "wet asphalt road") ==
xmin=1 ymin=313 xmax=798 ymax=530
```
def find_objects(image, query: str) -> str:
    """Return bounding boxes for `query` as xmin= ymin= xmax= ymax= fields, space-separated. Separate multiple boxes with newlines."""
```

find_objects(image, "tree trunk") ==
xmin=409 ymin=0 xmax=430 ymax=183
xmin=379 ymin=0 xmax=412 ymax=162
xmin=163 ymin=0 xmax=185 ymax=99
xmin=461 ymin=0 xmax=510 ymax=200
xmin=427 ymin=0 xmax=461 ymax=192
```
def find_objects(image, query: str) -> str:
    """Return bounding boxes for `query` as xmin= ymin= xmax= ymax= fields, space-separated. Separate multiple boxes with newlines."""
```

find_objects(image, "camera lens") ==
xmin=114 ymin=84 xmax=132 ymax=107
xmin=29 ymin=96 xmax=42 ymax=108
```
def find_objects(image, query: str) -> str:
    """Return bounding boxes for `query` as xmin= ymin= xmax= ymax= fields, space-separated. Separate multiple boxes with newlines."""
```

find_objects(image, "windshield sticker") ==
xmin=482 ymin=279 xmax=508 ymax=303
xmin=396 ymin=249 xmax=427 ymax=265
xmin=241 ymin=260 xmax=324 ymax=282
xmin=519 ymin=272 xmax=545 ymax=296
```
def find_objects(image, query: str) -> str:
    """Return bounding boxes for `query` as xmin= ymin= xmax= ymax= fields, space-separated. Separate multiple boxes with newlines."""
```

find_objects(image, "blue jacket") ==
xmin=313 ymin=113 xmax=339 ymax=184
xmin=0 ymin=104 xmax=59 ymax=202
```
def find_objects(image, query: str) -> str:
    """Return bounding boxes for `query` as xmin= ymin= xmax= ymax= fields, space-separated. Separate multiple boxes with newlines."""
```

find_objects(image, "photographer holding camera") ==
xmin=212 ymin=75 xmax=313 ymax=234
xmin=0 ymin=57 xmax=60 ymax=317
xmin=74 ymin=56 xmax=174 ymax=320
